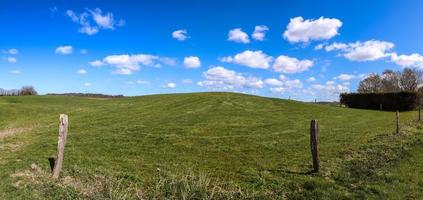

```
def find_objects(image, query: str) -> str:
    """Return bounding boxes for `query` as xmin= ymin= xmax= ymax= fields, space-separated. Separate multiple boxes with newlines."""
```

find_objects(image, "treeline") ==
xmin=46 ymin=93 xmax=124 ymax=98
xmin=341 ymin=68 xmax=422 ymax=111
xmin=0 ymin=86 xmax=38 ymax=96
xmin=358 ymin=68 xmax=423 ymax=93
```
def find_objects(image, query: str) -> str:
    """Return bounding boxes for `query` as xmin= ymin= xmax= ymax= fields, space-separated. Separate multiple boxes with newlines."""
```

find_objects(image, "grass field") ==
xmin=1 ymin=92 xmax=423 ymax=199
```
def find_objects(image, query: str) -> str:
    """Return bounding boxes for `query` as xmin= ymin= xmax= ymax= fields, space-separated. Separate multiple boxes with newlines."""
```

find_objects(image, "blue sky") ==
xmin=2 ymin=0 xmax=423 ymax=101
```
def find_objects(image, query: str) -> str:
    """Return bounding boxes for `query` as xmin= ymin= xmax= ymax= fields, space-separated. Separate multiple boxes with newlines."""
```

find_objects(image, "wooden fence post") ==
xmin=396 ymin=111 xmax=400 ymax=134
xmin=380 ymin=104 xmax=382 ymax=111
xmin=52 ymin=114 xmax=68 ymax=179
xmin=310 ymin=119 xmax=320 ymax=172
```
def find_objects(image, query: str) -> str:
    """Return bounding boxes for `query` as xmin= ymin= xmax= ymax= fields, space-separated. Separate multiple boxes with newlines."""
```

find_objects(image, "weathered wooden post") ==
xmin=380 ymin=104 xmax=382 ymax=111
xmin=310 ymin=119 xmax=320 ymax=172
xmin=52 ymin=114 xmax=68 ymax=179
xmin=396 ymin=111 xmax=400 ymax=134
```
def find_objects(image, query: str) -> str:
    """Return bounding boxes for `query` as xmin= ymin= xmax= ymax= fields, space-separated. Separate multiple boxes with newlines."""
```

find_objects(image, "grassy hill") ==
xmin=0 ymin=92 xmax=422 ymax=199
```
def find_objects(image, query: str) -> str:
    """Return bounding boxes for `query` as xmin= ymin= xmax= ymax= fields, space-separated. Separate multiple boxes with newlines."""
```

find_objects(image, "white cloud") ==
xmin=344 ymin=41 xmax=394 ymax=61
xmin=172 ymin=29 xmax=188 ymax=41
xmin=326 ymin=80 xmax=336 ymax=85
xmin=66 ymin=8 xmax=124 ymax=35
xmin=9 ymin=70 xmax=20 ymax=74
xmin=272 ymin=55 xmax=313 ymax=73
xmin=285 ymin=79 xmax=303 ymax=89
xmin=334 ymin=74 xmax=356 ymax=81
xmin=183 ymin=56 xmax=201 ymax=68
xmin=55 ymin=46 xmax=73 ymax=55
xmin=221 ymin=50 xmax=273 ymax=69
xmin=198 ymin=66 xmax=263 ymax=90
xmin=227 ymin=28 xmax=250 ymax=43
xmin=77 ymin=69 xmax=87 ymax=75
xmin=165 ymin=82 xmax=176 ymax=88
xmin=4 ymin=49 xmax=18 ymax=54
xmin=81 ymin=49 xmax=88 ymax=54
xmin=270 ymin=87 xmax=285 ymax=94
xmin=324 ymin=42 xmax=348 ymax=51
xmin=89 ymin=60 xmax=105 ymax=67
xmin=314 ymin=44 xmax=324 ymax=50
xmin=311 ymin=82 xmax=349 ymax=96
xmin=283 ymin=16 xmax=342 ymax=43
xmin=265 ymin=75 xmax=303 ymax=95
xmin=264 ymin=78 xmax=284 ymax=87
xmin=93 ymin=54 xmax=174 ymax=75
xmin=307 ymin=77 xmax=316 ymax=82
xmin=84 ymin=82 xmax=92 ymax=87
xmin=252 ymin=25 xmax=269 ymax=41
xmin=390 ymin=53 xmax=423 ymax=68
xmin=89 ymin=8 xmax=123 ymax=29
xmin=6 ymin=57 xmax=16 ymax=63
xmin=322 ymin=40 xmax=394 ymax=61
xmin=103 ymin=54 xmax=158 ymax=74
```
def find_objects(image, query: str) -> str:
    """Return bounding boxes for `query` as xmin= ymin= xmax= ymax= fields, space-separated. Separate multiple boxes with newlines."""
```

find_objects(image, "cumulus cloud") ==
xmin=3 ymin=48 xmax=18 ymax=54
xmin=227 ymin=28 xmax=250 ymax=43
xmin=310 ymin=82 xmax=349 ymax=99
xmin=307 ymin=77 xmax=316 ymax=82
xmin=272 ymin=55 xmax=313 ymax=73
xmin=283 ymin=16 xmax=342 ymax=43
xmin=6 ymin=57 xmax=17 ymax=63
xmin=55 ymin=46 xmax=73 ymax=54
xmin=183 ymin=56 xmax=201 ymax=68
xmin=91 ymin=54 xmax=174 ymax=75
xmin=324 ymin=42 xmax=348 ymax=52
xmin=66 ymin=8 xmax=124 ymax=35
xmin=198 ymin=66 xmax=263 ymax=90
xmin=172 ymin=29 xmax=189 ymax=41
xmin=333 ymin=74 xmax=356 ymax=81
xmin=264 ymin=78 xmax=284 ymax=87
xmin=165 ymin=82 xmax=176 ymax=88
xmin=265 ymin=75 xmax=303 ymax=94
xmin=390 ymin=53 xmax=423 ymax=68
xmin=321 ymin=40 xmax=394 ymax=61
xmin=89 ymin=60 xmax=105 ymax=67
xmin=220 ymin=50 xmax=273 ymax=69
xmin=252 ymin=25 xmax=269 ymax=41
xmin=77 ymin=69 xmax=87 ymax=75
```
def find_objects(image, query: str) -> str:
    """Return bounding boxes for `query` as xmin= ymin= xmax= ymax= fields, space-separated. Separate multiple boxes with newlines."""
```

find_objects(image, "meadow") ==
xmin=0 ymin=92 xmax=422 ymax=199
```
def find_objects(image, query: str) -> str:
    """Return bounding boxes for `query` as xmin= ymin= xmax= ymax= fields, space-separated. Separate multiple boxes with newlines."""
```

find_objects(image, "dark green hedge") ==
xmin=340 ymin=92 xmax=419 ymax=111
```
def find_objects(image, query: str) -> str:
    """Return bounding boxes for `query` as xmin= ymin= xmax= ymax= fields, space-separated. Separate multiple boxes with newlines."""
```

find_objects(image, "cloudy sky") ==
xmin=1 ymin=0 xmax=423 ymax=101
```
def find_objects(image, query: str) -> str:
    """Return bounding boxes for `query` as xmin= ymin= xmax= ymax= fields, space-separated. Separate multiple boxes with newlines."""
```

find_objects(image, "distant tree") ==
xmin=381 ymin=69 xmax=400 ymax=92
xmin=357 ymin=74 xmax=383 ymax=93
xmin=20 ymin=86 xmax=38 ymax=96
xmin=357 ymin=68 xmax=423 ymax=93
xmin=399 ymin=68 xmax=422 ymax=92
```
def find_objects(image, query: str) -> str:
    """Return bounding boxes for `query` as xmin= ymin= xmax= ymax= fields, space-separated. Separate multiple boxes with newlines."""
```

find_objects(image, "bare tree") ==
xmin=357 ymin=74 xmax=383 ymax=93
xmin=20 ymin=86 xmax=38 ymax=96
xmin=399 ymin=68 xmax=422 ymax=92
xmin=381 ymin=69 xmax=400 ymax=92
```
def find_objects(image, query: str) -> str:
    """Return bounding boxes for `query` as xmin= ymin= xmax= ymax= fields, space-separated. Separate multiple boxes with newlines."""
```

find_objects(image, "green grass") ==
xmin=0 ymin=92 xmax=422 ymax=199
